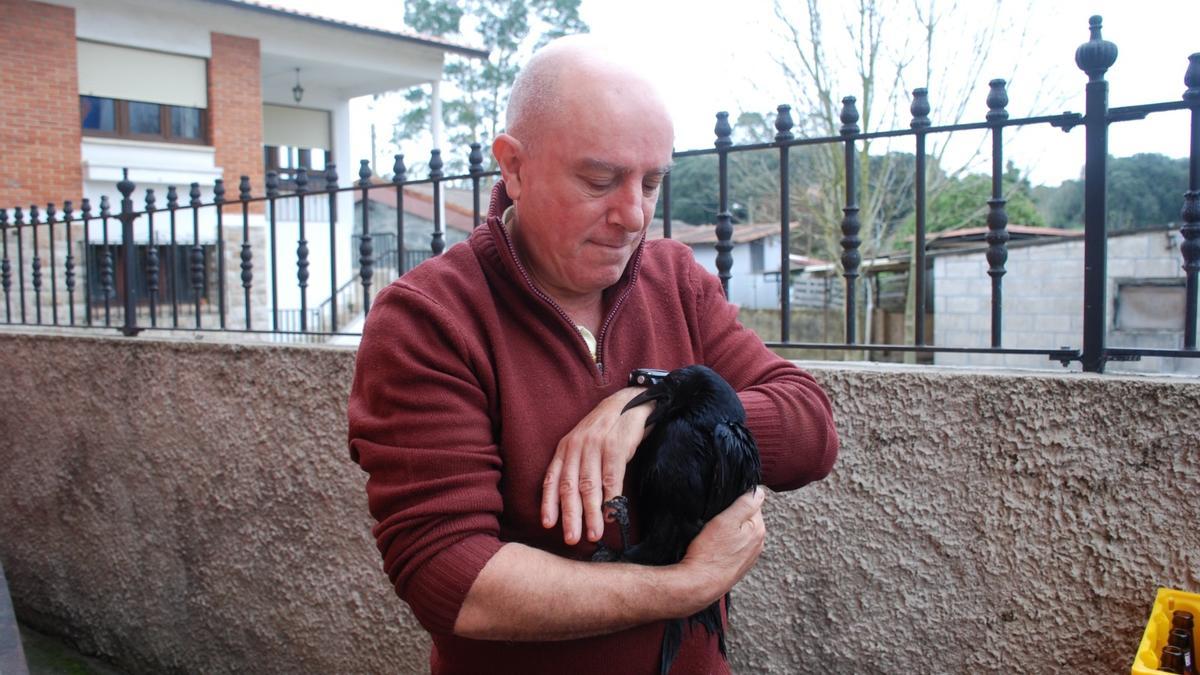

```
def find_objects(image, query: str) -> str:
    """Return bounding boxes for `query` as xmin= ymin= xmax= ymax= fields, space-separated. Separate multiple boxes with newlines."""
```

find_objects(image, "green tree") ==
xmin=1032 ymin=154 xmax=1190 ymax=231
xmin=895 ymin=163 xmax=1045 ymax=239
xmin=396 ymin=0 xmax=587 ymax=173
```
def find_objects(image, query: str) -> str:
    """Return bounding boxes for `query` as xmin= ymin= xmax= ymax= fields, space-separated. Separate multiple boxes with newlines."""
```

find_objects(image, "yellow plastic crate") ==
xmin=1132 ymin=587 xmax=1200 ymax=675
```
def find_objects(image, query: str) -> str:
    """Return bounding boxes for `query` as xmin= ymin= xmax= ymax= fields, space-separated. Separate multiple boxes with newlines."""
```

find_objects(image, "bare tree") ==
xmin=766 ymin=0 xmax=1043 ymax=261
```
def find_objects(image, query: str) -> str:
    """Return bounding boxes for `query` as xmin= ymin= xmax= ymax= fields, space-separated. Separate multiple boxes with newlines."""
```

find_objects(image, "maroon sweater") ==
xmin=348 ymin=182 xmax=838 ymax=674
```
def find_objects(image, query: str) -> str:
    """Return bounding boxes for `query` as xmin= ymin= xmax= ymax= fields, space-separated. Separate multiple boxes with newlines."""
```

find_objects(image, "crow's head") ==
xmin=622 ymin=365 xmax=744 ymax=423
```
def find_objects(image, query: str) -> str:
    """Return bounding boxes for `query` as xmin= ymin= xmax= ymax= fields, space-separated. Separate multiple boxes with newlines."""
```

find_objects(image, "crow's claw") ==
xmin=602 ymin=495 xmax=630 ymax=525
xmin=591 ymin=541 xmax=621 ymax=562
xmin=602 ymin=496 xmax=632 ymax=553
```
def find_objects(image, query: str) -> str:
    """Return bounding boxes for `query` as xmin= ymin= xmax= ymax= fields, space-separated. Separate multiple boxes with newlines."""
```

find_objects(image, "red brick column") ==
xmin=208 ymin=33 xmax=264 ymax=206
xmin=0 ymin=0 xmax=82 ymax=208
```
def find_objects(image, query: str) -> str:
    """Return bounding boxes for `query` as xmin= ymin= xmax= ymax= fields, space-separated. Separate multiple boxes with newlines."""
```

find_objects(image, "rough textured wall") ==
xmin=1 ymin=332 xmax=1198 ymax=674
xmin=0 ymin=0 xmax=82 ymax=207
xmin=0 ymin=332 xmax=429 ymax=674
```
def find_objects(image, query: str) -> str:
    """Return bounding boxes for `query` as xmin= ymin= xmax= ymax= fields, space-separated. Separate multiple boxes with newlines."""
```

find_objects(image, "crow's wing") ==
xmin=705 ymin=420 xmax=761 ymax=521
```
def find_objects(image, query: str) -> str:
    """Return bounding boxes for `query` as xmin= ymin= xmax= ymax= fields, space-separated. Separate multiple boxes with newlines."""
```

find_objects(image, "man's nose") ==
xmin=607 ymin=180 xmax=646 ymax=233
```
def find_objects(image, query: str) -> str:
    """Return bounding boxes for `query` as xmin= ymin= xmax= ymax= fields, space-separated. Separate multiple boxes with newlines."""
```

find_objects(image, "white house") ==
xmin=2 ymin=0 xmax=484 ymax=333
xmin=649 ymin=222 xmax=786 ymax=309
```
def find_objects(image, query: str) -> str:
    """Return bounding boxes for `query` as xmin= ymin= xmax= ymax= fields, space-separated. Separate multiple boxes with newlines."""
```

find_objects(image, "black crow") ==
xmin=593 ymin=364 xmax=761 ymax=675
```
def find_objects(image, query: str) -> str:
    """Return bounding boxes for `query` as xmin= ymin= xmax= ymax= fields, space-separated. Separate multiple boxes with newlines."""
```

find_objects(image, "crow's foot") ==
xmin=591 ymin=541 xmax=621 ymax=562
xmin=602 ymin=496 xmax=631 ymax=552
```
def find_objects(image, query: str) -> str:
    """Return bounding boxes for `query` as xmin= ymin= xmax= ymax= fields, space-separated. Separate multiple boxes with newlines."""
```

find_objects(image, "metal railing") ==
xmin=0 ymin=16 xmax=1197 ymax=373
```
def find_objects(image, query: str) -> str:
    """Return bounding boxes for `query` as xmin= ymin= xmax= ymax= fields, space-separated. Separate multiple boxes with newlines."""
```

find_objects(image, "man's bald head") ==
xmin=505 ymin=35 xmax=671 ymax=152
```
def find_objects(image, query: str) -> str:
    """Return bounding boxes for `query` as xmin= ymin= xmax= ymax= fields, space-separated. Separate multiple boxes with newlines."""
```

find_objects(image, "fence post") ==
xmin=986 ymin=80 xmax=1011 ymax=348
xmin=1181 ymin=53 xmax=1200 ymax=349
xmin=910 ymin=89 xmax=931 ymax=345
xmin=429 ymin=150 xmax=445 ymax=256
xmin=469 ymin=142 xmax=484 ymax=229
xmin=714 ymin=111 xmax=734 ymax=297
xmin=776 ymin=104 xmax=795 ymax=342
xmin=358 ymin=160 xmax=374 ymax=316
xmin=1075 ymin=16 xmax=1117 ymax=372
xmin=118 ymin=168 xmax=141 ymax=336
xmin=839 ymin=96 xmax=862 ymax=345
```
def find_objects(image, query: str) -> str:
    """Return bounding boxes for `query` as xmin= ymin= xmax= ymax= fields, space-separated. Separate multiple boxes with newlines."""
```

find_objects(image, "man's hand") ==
xmin=542 ymin=386 xmax=653 ymax=545
xmin=676 ymin=487 xmax=767 ymax=611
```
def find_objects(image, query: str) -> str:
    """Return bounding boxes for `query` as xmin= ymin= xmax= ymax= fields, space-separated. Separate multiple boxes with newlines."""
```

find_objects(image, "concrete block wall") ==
xmin=1 ymin=331 xmax=1198 ymax=674
xmin=933 ymin=230 xmax=1196 ymax=374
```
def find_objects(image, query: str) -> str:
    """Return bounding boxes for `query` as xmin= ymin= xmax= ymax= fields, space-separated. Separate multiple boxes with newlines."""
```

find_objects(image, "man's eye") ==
xmin=642 ymin=180 xmax=662 ymax=195
xmin=583 ymin=178 xmax=612 ymax=191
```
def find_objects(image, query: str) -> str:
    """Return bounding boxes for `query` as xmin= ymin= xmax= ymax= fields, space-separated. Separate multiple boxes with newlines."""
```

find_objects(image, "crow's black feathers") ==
xmin=593 ymin=364 xmax=761 ymax=675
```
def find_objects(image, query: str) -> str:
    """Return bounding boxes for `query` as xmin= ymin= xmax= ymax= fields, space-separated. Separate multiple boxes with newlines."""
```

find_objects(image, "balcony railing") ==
xmin=0 ymin=16 xmax=1197 ymax=373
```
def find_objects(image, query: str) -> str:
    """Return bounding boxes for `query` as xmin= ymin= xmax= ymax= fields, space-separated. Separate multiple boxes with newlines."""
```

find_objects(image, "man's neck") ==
xmin=504 ymin=206 xmax=604 ymax=332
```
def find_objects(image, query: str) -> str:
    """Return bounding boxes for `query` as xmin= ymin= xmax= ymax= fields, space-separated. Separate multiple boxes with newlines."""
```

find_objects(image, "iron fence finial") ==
xmin=775 ymin=105 xmax=795 ymax=143
xmin=840 ymin=97 xmax=860 ymax=136
xmin=1075 ymin=15 xmax=1118 ymax=81
xmin=987 ymin=80 xmax=1010 ymax=123
xmin=714 ymin=112 xmax=732 ymax=149
xmin=392 ymin=154 xmax=406 ymax=183
xmin=1185 ymin=53 xmax=1200 ymax=103
xmin=910 ymin=89 xmax=931 ymax=129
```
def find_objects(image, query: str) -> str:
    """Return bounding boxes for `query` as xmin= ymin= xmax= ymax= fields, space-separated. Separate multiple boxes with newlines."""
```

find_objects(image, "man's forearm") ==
xmin=452 ymin=542 xmax=705 ymax=641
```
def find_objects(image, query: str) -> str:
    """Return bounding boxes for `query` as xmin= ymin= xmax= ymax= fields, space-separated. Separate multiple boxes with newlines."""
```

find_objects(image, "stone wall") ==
xmin=1 ymin=330 xmax=1197 ymax=673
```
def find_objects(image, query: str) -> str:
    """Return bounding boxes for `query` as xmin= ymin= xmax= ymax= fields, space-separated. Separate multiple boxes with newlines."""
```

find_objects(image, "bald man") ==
xmin=348 ymin=36 xmax=838 ymax=674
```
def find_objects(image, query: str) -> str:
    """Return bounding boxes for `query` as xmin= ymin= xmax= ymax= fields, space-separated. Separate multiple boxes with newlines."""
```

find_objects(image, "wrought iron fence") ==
xmin=0 ymin=16 xmax=1197 ymax=373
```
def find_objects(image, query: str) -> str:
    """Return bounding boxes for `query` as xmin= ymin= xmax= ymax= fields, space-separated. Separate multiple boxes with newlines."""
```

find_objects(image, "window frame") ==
xmin=80 ymin=95 xmax=208 ymax=145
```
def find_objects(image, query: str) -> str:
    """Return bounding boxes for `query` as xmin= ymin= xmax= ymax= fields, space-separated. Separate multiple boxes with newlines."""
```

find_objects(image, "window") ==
xmin=264 ymin=145 xmax=330 ymax=190
xmin=1114 ymin=279 xmax=1185 ymax=331
xmin=80 ymin=96 xmax=208 ymax=144
xmin=80 ymin=96 xmax=115 ymax=132
xmin=750 ymin=239 xmax=765 ymax=273
xmin=76 ymin=40 xmax=208 ymax=145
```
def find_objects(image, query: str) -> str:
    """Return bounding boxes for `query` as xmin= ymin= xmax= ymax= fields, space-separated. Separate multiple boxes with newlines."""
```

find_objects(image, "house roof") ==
xmin=646 ymin=221 xmax=782 ymax=245
xmin=355 ymin=187 xmax=477 ymax=233
xmin=925 ymin=224 xmax=1082 ymax=249
xmin=203 ymin=0 xmax=488 ymax=58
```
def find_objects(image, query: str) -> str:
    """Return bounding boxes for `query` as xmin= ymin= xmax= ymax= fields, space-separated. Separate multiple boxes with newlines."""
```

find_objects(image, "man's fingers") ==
xmin=722 ymin=485 xmax=765 ymax=522
xmin=600 ymin=441 xmax=628 ymax=505
xmin=558 ymin=444 xmax=584 ymax=545
xmin=579 ymin=445 xmax=604 ymax=542
xmin=541 ymin=456 xmax=563 ymax=528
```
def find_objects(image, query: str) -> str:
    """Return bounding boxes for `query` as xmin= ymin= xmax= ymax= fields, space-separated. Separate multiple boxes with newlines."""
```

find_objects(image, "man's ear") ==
xmin=492 ymin=133 xmax=524 ymax=201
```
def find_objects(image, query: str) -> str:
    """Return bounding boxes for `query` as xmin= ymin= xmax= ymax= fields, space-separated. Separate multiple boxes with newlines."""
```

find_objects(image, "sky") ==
xmin=274 ymin=0 xmax=1199 ymax=187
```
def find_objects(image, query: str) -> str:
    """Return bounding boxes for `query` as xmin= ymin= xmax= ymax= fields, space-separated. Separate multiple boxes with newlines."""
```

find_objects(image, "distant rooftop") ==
xmin=202 ymin=0 xmax=489 ymax=58
xmin=647 ymin=221 xmax=781 ymax=245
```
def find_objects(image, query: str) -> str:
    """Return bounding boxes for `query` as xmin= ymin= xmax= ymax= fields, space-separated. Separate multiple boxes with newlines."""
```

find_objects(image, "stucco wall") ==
xmin=1 ymin=331 xmax=1197 ymax=674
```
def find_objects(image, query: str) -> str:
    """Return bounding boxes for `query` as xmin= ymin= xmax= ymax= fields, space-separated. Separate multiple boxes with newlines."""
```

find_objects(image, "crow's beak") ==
xmin=621 ymin=388 xmax=662 ymax=414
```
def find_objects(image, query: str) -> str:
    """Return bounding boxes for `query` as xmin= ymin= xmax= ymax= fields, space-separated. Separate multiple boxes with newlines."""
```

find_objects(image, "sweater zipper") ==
xmin=494 ymin=221 xmax=642 ymax=376
xmin=593 ymin=242 xmax=643 ymax=371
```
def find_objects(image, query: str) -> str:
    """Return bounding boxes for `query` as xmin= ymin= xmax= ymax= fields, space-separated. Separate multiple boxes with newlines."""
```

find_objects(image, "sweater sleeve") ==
xmin=347 ymin=283 xmax=505 ymax=635
xmin=687 ymin=257 xmax=839 ymax=491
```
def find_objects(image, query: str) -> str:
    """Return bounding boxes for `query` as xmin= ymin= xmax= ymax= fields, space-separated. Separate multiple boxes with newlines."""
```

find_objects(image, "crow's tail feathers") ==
xmin=689 ymin=599 xmax=727 ymax=656
xmin=660 ymin=618 xmax=683 ymax=675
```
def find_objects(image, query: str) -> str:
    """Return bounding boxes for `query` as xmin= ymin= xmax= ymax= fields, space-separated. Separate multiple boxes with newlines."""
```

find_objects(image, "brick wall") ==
xmin=0 ymin=0 xmax=82 ymax=208
xmin=208 ymin=33 xmax=263 ymax=211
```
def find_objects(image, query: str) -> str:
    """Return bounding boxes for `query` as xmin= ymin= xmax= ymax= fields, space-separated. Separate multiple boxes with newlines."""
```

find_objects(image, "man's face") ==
xmin=507 ymin=83 xmax=674 ymax=304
